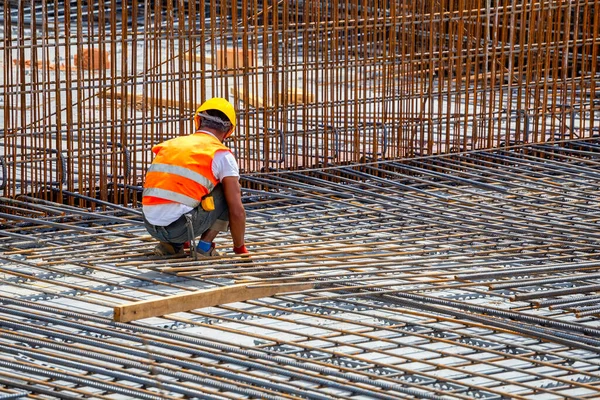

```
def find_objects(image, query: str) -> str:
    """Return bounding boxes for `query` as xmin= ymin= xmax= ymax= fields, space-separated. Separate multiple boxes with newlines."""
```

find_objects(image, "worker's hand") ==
xmin=233 ymin=244 xmax=252 ymax=264
xmin=233 ymin=244 xmax=249 ymax=254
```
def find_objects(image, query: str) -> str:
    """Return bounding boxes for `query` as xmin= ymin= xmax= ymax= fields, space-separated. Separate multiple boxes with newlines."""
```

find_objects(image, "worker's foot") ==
xmin=153 ymin=242 xmax=185 ymax=257
xmin=192 ymin=242 xmax=220 ymax=257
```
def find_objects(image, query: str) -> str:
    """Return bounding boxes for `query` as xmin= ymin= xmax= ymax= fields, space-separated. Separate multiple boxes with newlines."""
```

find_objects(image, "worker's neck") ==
xmin=196 ymin=129 xmax=225 ymax=142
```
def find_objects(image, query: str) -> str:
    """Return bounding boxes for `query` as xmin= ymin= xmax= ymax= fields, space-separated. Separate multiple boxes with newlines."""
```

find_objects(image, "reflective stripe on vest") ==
xmin=142 ymin=132 xmax=228 ymax=207
xmin=142 ymin=188 xmax=200 ymax=208
xmin=147 ymin=163 xmax=216 ymax=193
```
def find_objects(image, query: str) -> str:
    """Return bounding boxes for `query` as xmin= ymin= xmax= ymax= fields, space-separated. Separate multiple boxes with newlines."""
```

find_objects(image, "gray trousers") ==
xmin=143 ymin=184 xmax=229 ymax=245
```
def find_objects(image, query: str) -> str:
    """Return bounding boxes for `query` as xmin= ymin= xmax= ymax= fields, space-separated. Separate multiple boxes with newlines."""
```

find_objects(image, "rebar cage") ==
xmin=1 ymin=0 xmax=599 ymax=206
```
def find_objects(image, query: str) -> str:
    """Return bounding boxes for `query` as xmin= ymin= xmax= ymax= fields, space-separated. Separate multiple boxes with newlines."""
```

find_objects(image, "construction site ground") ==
xmin=0 ymin=139 xmax=600 ymax=399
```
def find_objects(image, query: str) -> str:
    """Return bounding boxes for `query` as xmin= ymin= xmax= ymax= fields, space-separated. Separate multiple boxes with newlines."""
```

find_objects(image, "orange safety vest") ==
xmin=142 ymin=132 xmax=231 ymax=207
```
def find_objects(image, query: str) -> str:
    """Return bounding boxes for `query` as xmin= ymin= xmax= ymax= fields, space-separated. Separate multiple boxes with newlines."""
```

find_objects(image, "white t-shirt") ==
xmin=143 ymin=132 xmax=240 ymax=226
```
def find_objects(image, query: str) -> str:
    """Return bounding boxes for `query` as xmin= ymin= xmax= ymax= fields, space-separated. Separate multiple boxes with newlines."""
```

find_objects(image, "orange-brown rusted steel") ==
xmin=1 ymin=0 xmax=599 ymax=206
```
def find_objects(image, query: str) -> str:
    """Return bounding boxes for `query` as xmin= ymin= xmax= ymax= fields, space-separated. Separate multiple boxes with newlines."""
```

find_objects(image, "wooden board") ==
xmin=114 ymin=282 xmax=314 ymax=322
xmin=184 ymin=48 xmax=254 ymax=69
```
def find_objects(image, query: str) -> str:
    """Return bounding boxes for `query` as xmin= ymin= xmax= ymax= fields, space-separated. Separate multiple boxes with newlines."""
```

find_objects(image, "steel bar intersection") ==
xmin=1 ymin=139 xmax=600 ymax=398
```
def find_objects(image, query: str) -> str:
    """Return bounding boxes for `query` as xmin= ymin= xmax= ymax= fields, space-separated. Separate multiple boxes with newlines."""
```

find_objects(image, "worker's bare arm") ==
xmin=222 ymin=176 xmax=246 ymax=249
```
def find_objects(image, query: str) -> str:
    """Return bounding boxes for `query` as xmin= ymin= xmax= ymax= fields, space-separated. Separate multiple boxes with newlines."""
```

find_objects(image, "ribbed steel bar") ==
xmin=0 ymin=342 xmax=322 ymax=400
xmin=0 ymin=374 xmax=96 ymax=400
xmin=1 ymin=142 xmax=600 ymax=398
xmin=0 ymin=268 xmax=584 ymax=400
xmin=1 ymin=282 xmax=596 ymax=400
xmin=403 ymin=157 xmax=600 ymax=210
xmin=450 ymin=152 xmax=600 ymax=190
xmin=0 ymin=359 xmax=179 ymax=400
xmin=267 ymin=296 xmax=600 ymax=367
xmin=0 ymin=304 xmax=568 ymax=400
xmin=0 ymin=299 xmax=446 ymax=400
xmin=489 ymin=272 xmax=600 ymax=290
xmin=0 ymin=390 xmax=28 ymax=400
xmin=539 ymin=294 xmax=600 ymax=310
xmin=2 ymin=1 xmax=600 ymax=202
xmin=164 ymin=248 xmax=598 ymax=280
xmin=260 ymin=162 xmax=593 ymax=245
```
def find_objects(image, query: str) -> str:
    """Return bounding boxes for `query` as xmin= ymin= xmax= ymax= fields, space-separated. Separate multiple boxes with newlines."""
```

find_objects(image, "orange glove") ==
xmin=233 ymin=244 xmax=249 ymax=254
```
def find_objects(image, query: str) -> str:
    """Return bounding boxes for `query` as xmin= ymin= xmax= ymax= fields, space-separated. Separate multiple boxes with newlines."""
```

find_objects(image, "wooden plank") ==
xmin=184 ymin=48 xmax=254 ymax=69
xmin=114 ymin=282 xmax=314 ymax=322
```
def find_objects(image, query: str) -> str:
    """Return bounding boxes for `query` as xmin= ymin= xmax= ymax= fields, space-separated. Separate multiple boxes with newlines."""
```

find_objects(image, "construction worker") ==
xmin=142 ymin=97 xmax=248 ymax=257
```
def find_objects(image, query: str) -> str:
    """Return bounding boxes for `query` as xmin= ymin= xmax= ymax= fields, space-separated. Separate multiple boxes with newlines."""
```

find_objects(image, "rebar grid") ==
xmin=0 ymin=140 xmax=598 ymax=398
xmin=1 ymin=1 xmax=599 ymax=207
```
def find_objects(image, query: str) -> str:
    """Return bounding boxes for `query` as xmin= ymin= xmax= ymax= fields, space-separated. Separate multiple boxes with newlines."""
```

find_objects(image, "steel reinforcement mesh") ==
xmin=1 ymin=1 xmax=599 ymax=206
xmin=0 ymin=140 xmax=599 ymax=398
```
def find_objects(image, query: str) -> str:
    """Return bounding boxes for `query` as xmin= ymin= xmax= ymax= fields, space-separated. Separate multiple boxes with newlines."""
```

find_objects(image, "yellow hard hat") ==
xmin=194 ymin=97 xmax=237 ymax=129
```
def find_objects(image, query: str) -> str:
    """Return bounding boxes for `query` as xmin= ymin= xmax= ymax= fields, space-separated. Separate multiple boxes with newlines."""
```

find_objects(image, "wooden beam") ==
xmin=184 ymin=48 xmax=254 ymax=69
xmin=113 ymin=282 xmax=314 ymax=323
